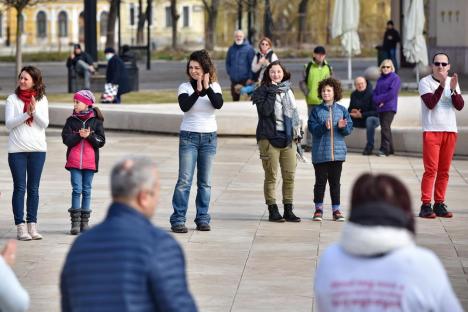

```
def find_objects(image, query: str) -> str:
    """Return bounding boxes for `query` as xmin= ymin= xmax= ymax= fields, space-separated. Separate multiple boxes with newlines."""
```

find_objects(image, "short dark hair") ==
xmin=317 ymin=77 xmax=342 ymax=102
xmin=15 ymin=66 xmax=46 ymax=101
xmin=261 ymin=60 xmax=291 ymax=85
xmin=104 ymin=47 xmax=115 ymax=54
xmin=351 ymin=173 xmax=414 ymax=233
xmin=313 ymin=46 xmax=326 ymax=55
xmin=387 ymin=20 xmax=394 ymax=26
xmin=186 ymin=49 xmax=217 ymax=82
xmin=432 ymin=52 xmax=450 ymax=64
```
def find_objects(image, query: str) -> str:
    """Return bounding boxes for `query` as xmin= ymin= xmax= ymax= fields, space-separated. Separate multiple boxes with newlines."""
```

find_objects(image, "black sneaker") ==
xmin=362 ymin=147 xmax=373 ymax=155
xmin=433 ymin=203 xmax=453 ymax=218
xmin=196 ymin=223 xmax=211 ymax=231
xmin=419 ymin=203 xmax=436 ymax=219
xmin=171 ymin=224 xmax=188 ymax=233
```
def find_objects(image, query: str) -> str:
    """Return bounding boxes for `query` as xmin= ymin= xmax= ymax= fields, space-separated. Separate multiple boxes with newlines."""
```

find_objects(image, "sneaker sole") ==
xmin=31 ymin=236 xmax=43 ymax=240
xmin=419 ymin=213 xmax=436 ymax=219
xmin=312 ymin=217 xmax=322 ymax=222
xmin=435 ymin=214 xmax=453 ymax=218
xmin=334 ymin=218 xmax=345 ymax=222
xmin=171 ymin=227 xmax=188 ymax=233
xmin=17 ymin=236 xmax=32 ymax=241
xmin=268 ymin=218 xmax=286 ymax=223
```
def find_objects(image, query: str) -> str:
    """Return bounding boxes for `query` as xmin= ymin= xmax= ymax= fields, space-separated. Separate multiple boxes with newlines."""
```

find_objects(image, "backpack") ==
xmin=252 ymin=50 xmax=274 ymax=82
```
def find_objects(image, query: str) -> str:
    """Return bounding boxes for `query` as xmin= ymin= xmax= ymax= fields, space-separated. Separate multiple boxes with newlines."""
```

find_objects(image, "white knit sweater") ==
xmin=5 ymin=93 xmax=49 ymax=153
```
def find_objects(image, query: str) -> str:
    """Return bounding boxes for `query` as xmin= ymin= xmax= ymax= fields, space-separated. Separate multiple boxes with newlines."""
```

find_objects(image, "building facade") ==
xmin=0 ymin=0 xmax=205 ymax=53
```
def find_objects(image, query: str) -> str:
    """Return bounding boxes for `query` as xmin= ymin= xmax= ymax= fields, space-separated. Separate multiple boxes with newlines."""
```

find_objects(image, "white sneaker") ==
xmin=27 ymin=222 xmax=43 ymax=240
xmin=17 ymin=223 xmax=32 ymax=241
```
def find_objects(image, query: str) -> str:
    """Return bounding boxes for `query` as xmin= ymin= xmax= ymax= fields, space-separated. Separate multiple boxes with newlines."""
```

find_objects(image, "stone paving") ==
xmin=0 ymin=129 xmax=467 ymax=311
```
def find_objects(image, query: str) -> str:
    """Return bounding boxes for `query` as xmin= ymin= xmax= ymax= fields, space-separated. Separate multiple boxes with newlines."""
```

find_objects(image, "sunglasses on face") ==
xmin=433 ymin=62 xmax=449 ymax=67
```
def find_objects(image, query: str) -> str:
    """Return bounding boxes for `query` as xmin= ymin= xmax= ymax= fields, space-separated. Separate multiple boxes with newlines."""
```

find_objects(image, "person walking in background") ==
xmin=61 ymin=156 xmax=197 ymax=312
xmin=225 ymin=30 xmax=255 ymax=101
xmin=62 ymin=90 xmax=105 ymax=235
xmin=418 ymin=53 xmax=464 ymax=219
xmin=382 ymin=20 xmax=401 ymax=71
xmin=314 ymin=173 xmax=463 ymax=312
xmin=308 ymin=77 xmax=352 ymax=222
xmin=348 ymin=76 xmax=380 ymax=155
xmin=0 ymin=240 xmax=30 ymax=312
xmin=104 ymin=47 xmax=131 ymax=104
xmin=5 ymin=66 xmax=49 ymax=241
xmin=170 ymin=50 xmax=223 ymax=233
xmin=252 ymin=60 xmax=302 ymax=223
xmin=66 ymin=44 xmax=95 ymax=90
xmin=302 ymin=46 xmax=333 ymax=152
xmin=373 ymin=59 xmax=401 ymax=157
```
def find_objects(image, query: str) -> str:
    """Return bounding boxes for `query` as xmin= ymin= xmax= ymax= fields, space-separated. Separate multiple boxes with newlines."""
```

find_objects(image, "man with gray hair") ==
xmin=226 ymin=30 xmax=255 ymax=101
xmin=60 ymin=156 xmax=197 ymax=312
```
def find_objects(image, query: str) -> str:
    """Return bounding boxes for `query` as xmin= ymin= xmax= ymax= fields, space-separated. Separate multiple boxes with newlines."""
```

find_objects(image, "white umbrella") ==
xmin=403 ymin=0 xmax=428 ymax=82
xmin=331 ymin=0 xmax=361 ymax=81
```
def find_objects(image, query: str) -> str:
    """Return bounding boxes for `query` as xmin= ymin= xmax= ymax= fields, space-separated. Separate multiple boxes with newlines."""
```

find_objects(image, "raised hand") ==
xmin=203 ymin=73 xmax=210 ymax=90
xmin=28 ymin=96 xmax=37 ymax=116
xmin=338 ymin=118 xmax=347 ymax=128
xmin=450 ymin=73 xmax=458 ymax=90
xmin=439 ymin=71 xmax=448 ymax=87
xmin=196 ymin=77 xmax=203 ymax=92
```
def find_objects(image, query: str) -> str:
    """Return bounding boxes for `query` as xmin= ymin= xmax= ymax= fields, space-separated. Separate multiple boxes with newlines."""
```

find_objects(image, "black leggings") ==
xmin=313 ymin=161 xmax=343 ymax=206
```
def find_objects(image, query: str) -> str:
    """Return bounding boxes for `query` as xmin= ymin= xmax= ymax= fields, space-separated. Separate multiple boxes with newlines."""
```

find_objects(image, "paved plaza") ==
xmin=0 ymin=129 xmax=467 ymax=311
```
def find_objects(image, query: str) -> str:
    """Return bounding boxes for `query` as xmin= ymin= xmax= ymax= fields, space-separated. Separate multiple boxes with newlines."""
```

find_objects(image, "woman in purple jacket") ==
xmin=372 ymin=59 xmax=401 ymax=156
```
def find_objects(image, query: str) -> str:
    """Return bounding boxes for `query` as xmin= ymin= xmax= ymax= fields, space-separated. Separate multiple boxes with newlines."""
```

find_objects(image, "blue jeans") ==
xmin=8 ymin=152 xmax=46 ymax=225
xmin=365 ymin=116 xmax=380 ymax=149
xmin=70 ymin=169 xmax=95 ymax=211
xmin=385 ymin=48 xmax=398 ymax=71
xmin=170 ymin=131 xmax=217 ymax=226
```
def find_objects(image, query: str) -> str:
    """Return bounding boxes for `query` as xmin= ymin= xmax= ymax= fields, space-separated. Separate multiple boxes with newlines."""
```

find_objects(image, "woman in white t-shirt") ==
xmin=314 ymin=173 xmax=462 ymax=312
xmin=5 ymin=66 xmax=49 ymax=241
xmin=170 ymin=50 xmax=223 ymax=233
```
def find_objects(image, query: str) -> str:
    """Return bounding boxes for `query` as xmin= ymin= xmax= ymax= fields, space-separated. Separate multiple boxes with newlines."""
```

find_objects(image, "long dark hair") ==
xmin=261 ymin=60 xmax=291 ymax=86
xmin=186 ymin=49 xmax=217 ymax=82
xmin=351 ymin=173 xmax=414 ymax=233
xmin=15 ymin=66 xmax=46 ymax=101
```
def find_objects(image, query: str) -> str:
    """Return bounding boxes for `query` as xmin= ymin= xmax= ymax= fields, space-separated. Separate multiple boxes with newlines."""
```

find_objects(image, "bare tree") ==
xmin=1 ymin=0 xmax=44 ymax=75
xmin=263 ymin=0 xmax=273 ymax=38
xmin=136 ymin=0 xmax=149 ymax=44
xmin=106 ymin=0 xmax=118 ymax=49
xmin=201 ymin=0 xmax=220 ymax=51
xmin=170 ymin=0 xmax=180 ymax=50
xmin=297 ymin=0 xmax=309 ymax=48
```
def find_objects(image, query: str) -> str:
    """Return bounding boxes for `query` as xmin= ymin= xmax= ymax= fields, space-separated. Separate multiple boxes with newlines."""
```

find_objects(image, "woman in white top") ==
xmin=314 ymin=173 xmax=462 ymax=312
xmin=5 ymin=66 xmax=49 ymax=241
xmin=251 ymin=37 xmax=278 ymax=83
xmin=170 ymin=50 xmax=223 ymax=233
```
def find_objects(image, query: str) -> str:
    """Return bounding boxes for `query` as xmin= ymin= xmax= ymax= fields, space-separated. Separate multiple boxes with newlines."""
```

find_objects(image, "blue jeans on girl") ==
xmin=170 ymin=131 xmax=217 ymax=227
xmin=70 ymin=169 xmax=95 ymax=210
xmin=8 ymin=152 xmax=46 ymax=225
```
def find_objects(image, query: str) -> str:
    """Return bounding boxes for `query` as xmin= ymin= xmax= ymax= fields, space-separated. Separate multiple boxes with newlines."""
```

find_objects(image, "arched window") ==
xmin=58 ymin=11 xmax=68 ymax=37
xmin=100 ymin=11 xmax=108 ymax=37
xmin=37 ymin=11 xmax=47 ymax=38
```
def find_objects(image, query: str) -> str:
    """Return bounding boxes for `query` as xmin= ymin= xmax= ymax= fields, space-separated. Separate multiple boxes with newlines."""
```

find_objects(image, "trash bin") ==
xmin=375 ymin=45 xmax=387 ymax=66
xmin=125 ymin=62 xmax=139 ymax=92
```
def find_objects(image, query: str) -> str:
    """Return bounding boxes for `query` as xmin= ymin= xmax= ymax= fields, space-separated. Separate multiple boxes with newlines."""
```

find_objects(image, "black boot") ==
xmin=80 ymin=210 xmax=92 ymax=232
xmin=68 ymin=208 xmax=81 ymax=235
xmin=268 ymin=204 xmax=285 ymax=222
xmin=284 ymin=204 xmax=301 ymax=222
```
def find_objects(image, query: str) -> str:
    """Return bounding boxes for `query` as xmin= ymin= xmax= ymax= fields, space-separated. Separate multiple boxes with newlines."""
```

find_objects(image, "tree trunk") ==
xmin=171 ymin=0 xmax=180 ymax=50
xmin=263 ymin=0 xmax=273 ymax=39
xmin=237 ymin=0 xmax=242 ymax=30
xmin=15 ymin=8 xmax=22 ymax=76
xmin=136 ymin=0 xmax=146 ymax=44
xmin=203 ymin=0 xmax=220 ymax=51
xmin=106 ymin=0 xmax=118 ymax=49
xmin=297 ymin=0 xmax=308 ymax=48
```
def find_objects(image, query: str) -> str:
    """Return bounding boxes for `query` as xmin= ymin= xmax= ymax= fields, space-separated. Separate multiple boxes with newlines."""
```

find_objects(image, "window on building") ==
xmin=79 ymin=12 xmax=84 ymax=42
xmin=165 ymin=6 xmax=172 ymax=27
xmin=100 ymin=11 xmax=108 ymax=36
xmin=58 ymin=11 xmax=68 ymax=37
xmin=182 ymin=6 xmax=189 ymax=27
xmin=130 ymin=4 xmax=135 ymax=26
xmin=37 ymin=11 xmax=47 ymax=38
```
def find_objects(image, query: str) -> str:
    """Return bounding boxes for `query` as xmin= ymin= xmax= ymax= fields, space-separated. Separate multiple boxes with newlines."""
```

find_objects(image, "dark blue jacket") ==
xmin=60 ymin=202 xmax=197 ymax=312
xmin=225 ymin=40 xmax=255 ymax=83
xmin=107 ymin=55 xmax=131 ymax=95
xmin=308 ymin=103 xmax=353 ymax=164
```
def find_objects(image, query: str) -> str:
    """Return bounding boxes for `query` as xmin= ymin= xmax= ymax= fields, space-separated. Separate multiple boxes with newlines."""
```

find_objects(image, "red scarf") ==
xmin=18 ymin=89 xmax=37 ymax=126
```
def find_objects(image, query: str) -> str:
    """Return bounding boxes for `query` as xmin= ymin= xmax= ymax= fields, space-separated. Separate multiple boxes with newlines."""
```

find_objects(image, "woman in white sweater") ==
xmin=5 ymin=66 xmax=49 ymax=241
xmin=314 ymin=173 xmax=462 ymax=312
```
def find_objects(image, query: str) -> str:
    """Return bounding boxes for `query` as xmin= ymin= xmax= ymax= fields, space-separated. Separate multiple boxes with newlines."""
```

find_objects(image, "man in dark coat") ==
xmin=348 ymin=76 xmax=380 ymax=155
xmin=66 ymin=44 xmax=95 ymax=90
xmin=382 ymin=20 xmax=401 ymax=71
xmin=104 ymin=47 xmax=130 ymax=103
xmin=60 ymin=156 xmax=198 ymax=312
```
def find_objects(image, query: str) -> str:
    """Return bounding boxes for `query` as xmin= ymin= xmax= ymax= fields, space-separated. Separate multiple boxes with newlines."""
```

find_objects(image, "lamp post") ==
xmin=84 ymin=0 xmax=97 ymax=61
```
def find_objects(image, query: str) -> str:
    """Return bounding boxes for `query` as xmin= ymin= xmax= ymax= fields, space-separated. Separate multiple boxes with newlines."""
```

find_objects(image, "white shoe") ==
xmin=27 ymin=222 xmax=43 ymax=240
xmin=17 ymin=224 xmax=32 ymax=241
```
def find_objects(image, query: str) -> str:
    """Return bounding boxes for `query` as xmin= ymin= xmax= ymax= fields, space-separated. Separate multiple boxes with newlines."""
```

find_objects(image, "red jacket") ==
xmin=62 ymin=111 xmax=105 ymax=172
